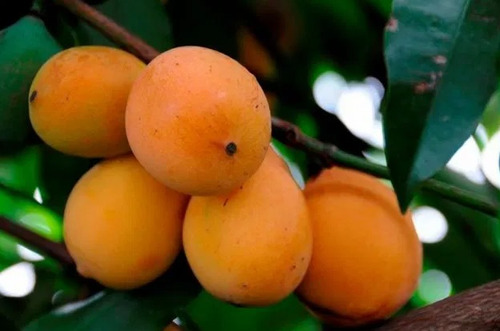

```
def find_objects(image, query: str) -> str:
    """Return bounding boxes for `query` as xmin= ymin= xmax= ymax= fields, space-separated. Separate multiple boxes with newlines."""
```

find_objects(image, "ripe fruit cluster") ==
xmin=28 ymin=45 xmax=422 ymax=327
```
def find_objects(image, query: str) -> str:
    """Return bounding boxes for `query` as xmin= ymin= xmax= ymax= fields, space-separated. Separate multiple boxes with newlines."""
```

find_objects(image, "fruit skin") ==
xmin=296 ymin=167 xmax=422 ymax=327
xmin=183 ymin=149 xmax=312 ymax=306
xmin=63 ymin=154 xmax=189 ymax=289
xmin=29 ymin=46 xmax=145 ymax=158
xmin=0 ymin=16 xmax=62 ymax=143
xmin=126 ymin=46 xmax=271 ymax=196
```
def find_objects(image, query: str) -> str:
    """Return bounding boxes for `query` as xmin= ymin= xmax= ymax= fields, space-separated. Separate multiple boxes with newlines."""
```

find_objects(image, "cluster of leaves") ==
xmin=0 ymin=0 xmax=499 ymax=330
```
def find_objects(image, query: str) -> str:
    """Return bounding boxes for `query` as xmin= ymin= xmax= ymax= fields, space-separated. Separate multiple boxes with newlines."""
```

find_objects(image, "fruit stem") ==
xmin=0 ymin=216 xmax=74 ymax=266
xmin=53 ymin=0 xmax=499 ymax=217
xmin=271 ymin=117 xmax=499 ymax=217
xmin=52 ymin=0 xmax=160 ymax=62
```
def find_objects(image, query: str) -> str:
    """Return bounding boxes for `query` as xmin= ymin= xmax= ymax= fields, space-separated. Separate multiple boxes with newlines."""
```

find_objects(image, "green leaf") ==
xmin=383 ymin=0 xmax=500 ymax=210
xmin=39 ymin=146 xmax=95 ymax=214
xmin=179 ymin=291 xmax=320 ymax=331
xmin=0 ymin=16 xmax=62 ymax=143
xmin=76 ymin=0 xmax=173 ymax=52
xmin=481 ymin=90 xmax=500 ymax=138
xmin=24 ymin=256 xmax=201 ymax=331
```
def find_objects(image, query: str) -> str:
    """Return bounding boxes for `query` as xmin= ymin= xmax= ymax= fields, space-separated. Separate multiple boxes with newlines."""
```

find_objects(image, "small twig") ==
xmin=0 ymin=216 xmax=74 ymax=266
xmin=271 ymin=118 xmax=499 ymax=216
xmin=51 ymin=1 xmax=500 ymax=218
xmin=53 ymin=0 xmax=160 ymax=62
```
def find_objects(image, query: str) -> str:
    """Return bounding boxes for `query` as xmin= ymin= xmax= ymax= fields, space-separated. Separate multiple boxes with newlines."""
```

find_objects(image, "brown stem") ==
xmin=0 ymin=216 xmax=74 ymax=266
xmin=271 ymin=118 xmax=499 ymax=217
xmin=374 ymin=279 xmax=500 ymax=330
xmin=53 ymin=0 xmax=160 ymax=62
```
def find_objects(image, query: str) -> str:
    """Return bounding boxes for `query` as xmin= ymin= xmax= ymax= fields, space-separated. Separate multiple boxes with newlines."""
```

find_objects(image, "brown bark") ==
xmin=375 ymin=280 xmax=500 ymax=330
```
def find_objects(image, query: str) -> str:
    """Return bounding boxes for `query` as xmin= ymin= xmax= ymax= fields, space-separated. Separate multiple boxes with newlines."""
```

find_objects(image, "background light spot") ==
xmin=0 ymin=262 xmax=36 ymax=297
xmin=412 ymin=206 xmax=448 ymax=244
xmin=416 ymin=269 xmax=452 ymax=304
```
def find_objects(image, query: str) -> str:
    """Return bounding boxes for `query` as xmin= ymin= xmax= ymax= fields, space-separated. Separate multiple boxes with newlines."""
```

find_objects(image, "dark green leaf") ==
xmin=39 ymin=146 xmax=95 ymax=214
xmin=0 ymin=16 xmax=62 ymax=143
xmin=77 ymin=0 xmax=173 ymax=52
xmin=166 ymin=0 xmax=239 ymax=58
xmin=179 ymin=291 xmax=320 ymax=331
xmin=383 ymin=0 xmax=500 ymax=210
xmin=24 ymin=256 xmax=200 ymax=331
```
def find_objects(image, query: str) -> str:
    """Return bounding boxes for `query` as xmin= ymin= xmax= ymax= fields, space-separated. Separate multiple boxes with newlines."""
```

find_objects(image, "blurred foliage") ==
xmin=0 ymin=0 xmax=498 ymax=330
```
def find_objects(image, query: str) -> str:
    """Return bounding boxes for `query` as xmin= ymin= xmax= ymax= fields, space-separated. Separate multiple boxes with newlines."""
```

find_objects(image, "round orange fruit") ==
xmin=297 ymin=167 xmax=422 ymax=327
xmin=125 ymin=46 xmax=271 ymax=196
xmin=63 ymin=154 xmax=189 ymax=289
xmin=29 ymin=46 xmax=145 ymax=157
xmin=183 ymin=149 xmax=312 ymax=306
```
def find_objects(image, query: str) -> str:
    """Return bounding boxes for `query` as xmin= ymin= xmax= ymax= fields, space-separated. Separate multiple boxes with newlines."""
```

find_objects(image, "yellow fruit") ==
xmin=63 ymin=155 xmax=189 ymax=289
xmin=183 ymin=149 xmax=312 ymax=306
xmin=125 ymin=46 xmax=271 ymax=196
xmin=29 ymin=46 xmax=145 ymax=157
xmin=296 ymin=167 xmax=422 ymax=327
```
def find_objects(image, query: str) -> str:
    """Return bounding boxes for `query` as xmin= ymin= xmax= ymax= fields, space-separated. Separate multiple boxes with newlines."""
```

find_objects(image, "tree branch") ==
xmin=53 ymin=0 xmax=160 ymax=62
xmin=0 ymin=216 xmax=74 ymax=266
xmin=375 ymin=279 xmax=500 ymax=330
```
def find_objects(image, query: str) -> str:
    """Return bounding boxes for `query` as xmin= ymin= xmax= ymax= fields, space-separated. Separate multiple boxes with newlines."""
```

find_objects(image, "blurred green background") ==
xmin=0 ymin=0 xmax=499 ymax=330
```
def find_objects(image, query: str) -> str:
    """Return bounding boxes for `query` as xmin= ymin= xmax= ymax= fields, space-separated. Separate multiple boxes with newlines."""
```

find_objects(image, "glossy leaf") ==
xmin=0 ymin=16 xmax=62 ymax=143
xmin=180 ymin=291 xmax=320 ymax=331
xmin=383 ymin=0 xmax=500 ymax=210
xmin=24 ymin=256 xmax=200 ymax=331
xmin=77 ymin=0 xmax=173 ymax=52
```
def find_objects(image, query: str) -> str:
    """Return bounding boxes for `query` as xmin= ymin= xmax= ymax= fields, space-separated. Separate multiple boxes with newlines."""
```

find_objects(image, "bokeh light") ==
xmin=411 ymin=206 xmax=448 ymax=244
xmin=16 ymin=245 xmax=44 ymax=262
xmin=446 ymin=137 xmax=486 ymax=184
xmin=33 ymin=187 xmax=43 ymax=204
xmin=480 ymin=131 xmax=500 ymax=189
xmin=0 ymin=262 xmax=36 ymax=298
xmin=415 ymin=269 xmax=452 ymax=304
xmin=312 ymin=74 xmax=385 ymax=149
xmin=312 ymin=71 xmax=346 ymax=113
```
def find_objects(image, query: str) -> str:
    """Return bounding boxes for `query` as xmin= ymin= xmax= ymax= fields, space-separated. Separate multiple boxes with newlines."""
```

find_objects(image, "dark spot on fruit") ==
xmin=225 ymin=142 xmax=237 ymax=156
xmin=290 ymin=265 xmax=296 ymax=270
xmin=241 ymin=283 xmax=248 ymax=289
xmin=29 ymin=90 xmax=37 ymax=102
xmin=223 ymin=198 xmax=229 ymax=207
xmin=175 ymin=62 xmax=179 ymax=66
